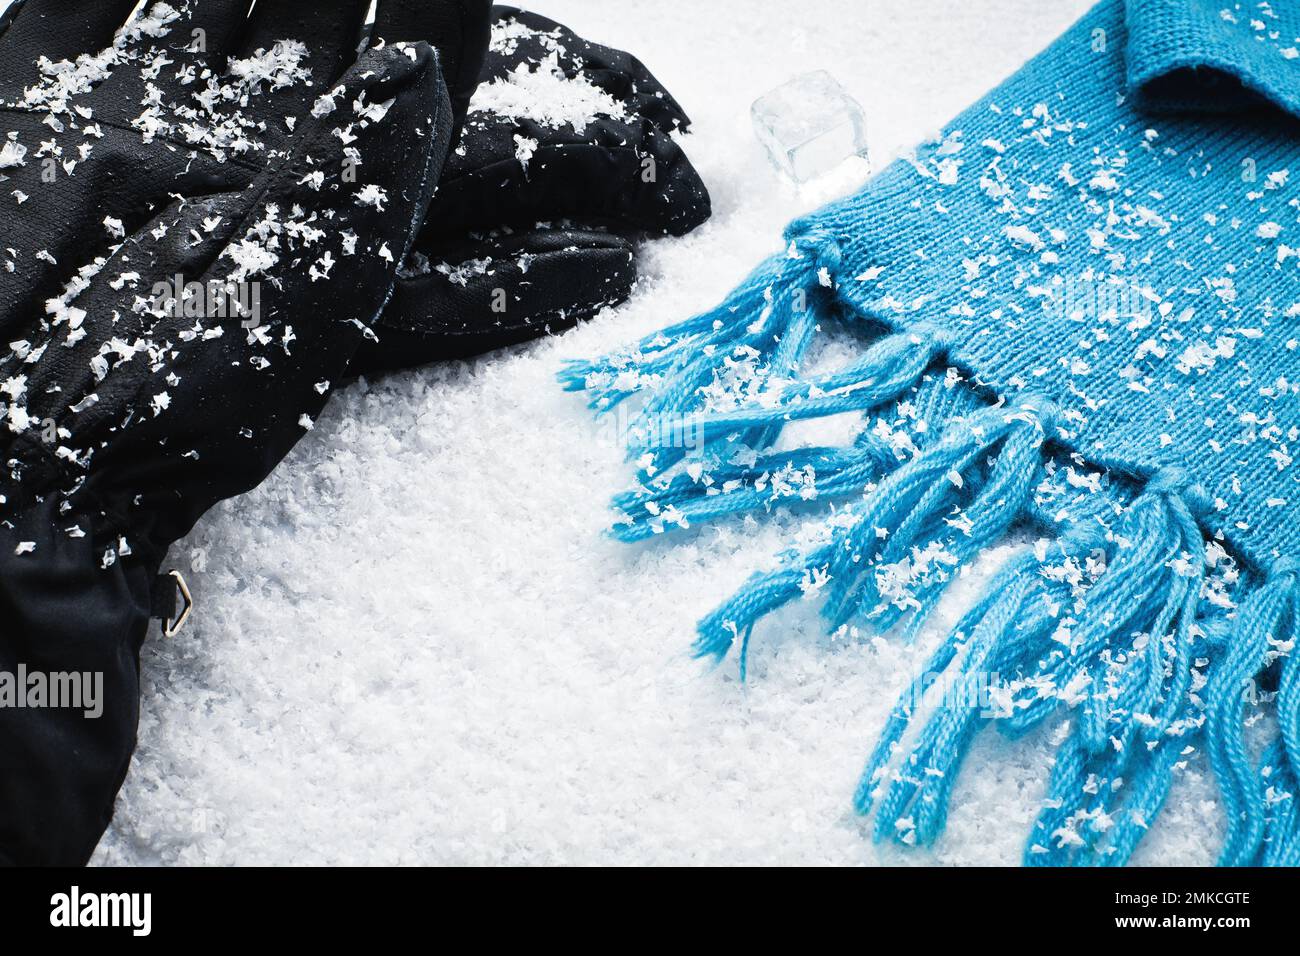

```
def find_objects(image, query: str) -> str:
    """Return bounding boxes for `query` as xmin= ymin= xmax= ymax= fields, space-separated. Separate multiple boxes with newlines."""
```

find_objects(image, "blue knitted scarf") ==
xmin=561 ymin=0 xmax=1300 ymax=866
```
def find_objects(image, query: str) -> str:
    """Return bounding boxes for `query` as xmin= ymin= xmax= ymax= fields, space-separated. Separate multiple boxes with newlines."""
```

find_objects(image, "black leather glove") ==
xmin=0 ymin=0 xmax=455 ymax=865
xmin=352 ymin=5 xmax=712 ymax=371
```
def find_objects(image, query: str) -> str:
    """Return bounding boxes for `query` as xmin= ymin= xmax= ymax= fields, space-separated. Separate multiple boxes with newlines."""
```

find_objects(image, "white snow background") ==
xmin=0 ymin=0 xmax=1225 ymax=864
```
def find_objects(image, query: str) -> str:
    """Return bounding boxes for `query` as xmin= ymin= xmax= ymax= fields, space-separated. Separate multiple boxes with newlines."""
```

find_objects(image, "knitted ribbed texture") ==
xmin=1128 ymin=0 xmax=1300 ymax=117
xmin=561 ymin=0 xmax=1300 ymax=865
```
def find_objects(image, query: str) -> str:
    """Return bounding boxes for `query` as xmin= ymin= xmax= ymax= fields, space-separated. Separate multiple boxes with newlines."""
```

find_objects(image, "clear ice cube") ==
xmin=751 ymin=71 xmax=870 ymax=183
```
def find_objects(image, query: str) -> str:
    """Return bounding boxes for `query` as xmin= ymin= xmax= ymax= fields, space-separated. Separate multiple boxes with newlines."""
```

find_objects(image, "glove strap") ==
xmin=150 ymin=570 xmax=194 ymax=638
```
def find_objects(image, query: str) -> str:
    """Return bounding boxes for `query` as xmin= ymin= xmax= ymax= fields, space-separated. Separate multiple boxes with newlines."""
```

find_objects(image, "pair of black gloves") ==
xmin=0 ymin=0 xmax=708 ymax=865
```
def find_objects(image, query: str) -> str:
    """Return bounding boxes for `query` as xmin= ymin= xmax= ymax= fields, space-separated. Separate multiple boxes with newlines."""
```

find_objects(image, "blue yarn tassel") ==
xmin=693 ymin=400 xmax=1056 ymax=678
xmin=556 ymin=254 xmax=789 ymax=407
xmin=819 ymin=401 xmax=1056 ymax=634
xmin=610 ymin=439 xmax=892 ymax=543
xmin=855 ymin=469 xmax=1220 ymax=865
xmin=1259 ymin=740 xmax=1300 ymax=866
xmin=611 ymin=338 xmax=971 ymax=542
xmin=624 ymin=328 xmax=953 ymax=459
xmin=1203 ymin=562 xmax=1299 ymax=866
xmin=560 ymin=231 xmax=844 ymax=482
xmin=1270 ymin=651 xmax=1300 ymax=864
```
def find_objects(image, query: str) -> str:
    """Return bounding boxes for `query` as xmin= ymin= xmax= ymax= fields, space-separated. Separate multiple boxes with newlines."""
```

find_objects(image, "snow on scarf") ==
xmin=561 ymin=0 xmax=1300 ymax=866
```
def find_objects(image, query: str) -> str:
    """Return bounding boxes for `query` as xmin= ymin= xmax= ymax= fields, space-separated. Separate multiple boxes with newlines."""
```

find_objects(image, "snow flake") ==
xmin=354 ymin=184 xmax=388 ymax=211
xmin=0 ymin=137 xmax=28 ymax=168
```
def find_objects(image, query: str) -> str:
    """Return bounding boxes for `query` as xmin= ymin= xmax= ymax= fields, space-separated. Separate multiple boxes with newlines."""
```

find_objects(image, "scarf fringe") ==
xmin=611 ymin=328 xmax=957 ymax=540
xmin=695 ymin=400 xmax=1055 ymax=666
xmin=559 ymin=235 xmax=830 ymax=477
xmin=1204 ymin=563 xmax=1300 ymax=865
xmin=860 ymin=472 xmax=1214 ymax=864
xmin=559 ymin=229 xmax=1300 ymax=867
xmin=609 ymin=439 xmax=892 ymax=544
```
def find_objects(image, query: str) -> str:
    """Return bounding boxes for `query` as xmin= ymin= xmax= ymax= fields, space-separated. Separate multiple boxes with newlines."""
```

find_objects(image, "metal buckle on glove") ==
xmin=162 ymin=570 xmax=193 ymax=639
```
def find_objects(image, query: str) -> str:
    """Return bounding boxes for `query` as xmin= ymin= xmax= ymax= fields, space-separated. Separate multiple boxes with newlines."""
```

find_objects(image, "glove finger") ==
xmin=0 ymin=0 xmax=140 ymax=93
xmin=489 ymin=6 xmax=692 ymax=132
xmin=236 ymin=0 xmax=372 ymax=114
xmin=372 ymin=0 xmax=492 ymax=142
xmin=427 ymin=8 xmax=711 ymax=240
xmin=430 ymin=117 xmax=711 ymax=239
xmin=353 ymin=228 xmax=636 ymax=370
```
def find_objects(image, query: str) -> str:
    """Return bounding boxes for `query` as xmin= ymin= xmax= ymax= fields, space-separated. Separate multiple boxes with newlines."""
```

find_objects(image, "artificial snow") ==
xmin=85 ymin=0 xmax=1221 ymax=866
xmin=468 ymin=50 xmax=628 ymax=132
xmin=0 ymin=136 xmax=27 ymax=168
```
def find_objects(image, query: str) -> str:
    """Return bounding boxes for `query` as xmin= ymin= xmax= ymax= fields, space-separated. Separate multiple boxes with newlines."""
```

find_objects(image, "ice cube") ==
xmin=751 ymin=71 xmax=870 ymax=183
